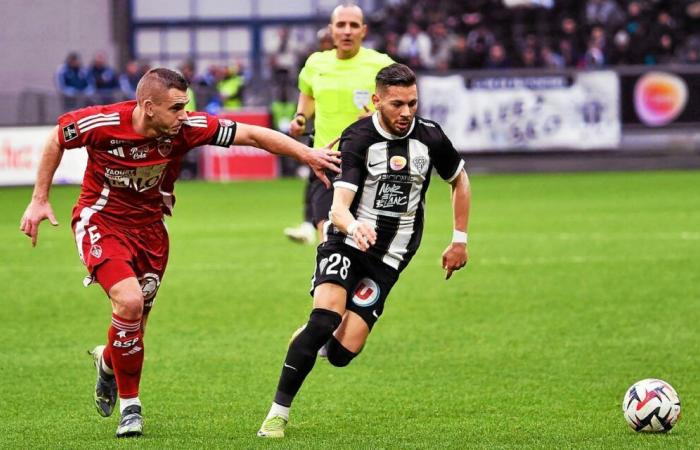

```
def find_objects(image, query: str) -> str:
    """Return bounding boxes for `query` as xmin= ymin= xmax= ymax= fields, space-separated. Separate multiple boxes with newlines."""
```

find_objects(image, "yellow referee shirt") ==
xmin=299 ymin=47 xmax=394 ymax=149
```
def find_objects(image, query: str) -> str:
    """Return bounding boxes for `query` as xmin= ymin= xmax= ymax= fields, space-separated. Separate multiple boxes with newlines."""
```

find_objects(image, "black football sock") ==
xmin=274 ymin=308 xmax=341 ymax=407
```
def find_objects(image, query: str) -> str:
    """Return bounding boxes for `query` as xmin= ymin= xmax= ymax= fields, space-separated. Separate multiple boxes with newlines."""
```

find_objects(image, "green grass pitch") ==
xmin=1 ymin=171 xmax=698 ymax=449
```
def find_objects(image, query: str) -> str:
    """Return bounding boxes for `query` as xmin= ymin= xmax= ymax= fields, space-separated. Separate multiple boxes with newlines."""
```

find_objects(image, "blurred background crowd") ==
xmin=55 ymin=0 xmax=700 ymax=113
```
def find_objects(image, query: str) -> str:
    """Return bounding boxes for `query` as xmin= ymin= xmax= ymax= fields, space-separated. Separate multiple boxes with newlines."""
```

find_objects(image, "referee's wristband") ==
xmin=346 ymin=220 xmax=360 ymax=236
xmin=452 ymin=230 xmax=468 ymax=244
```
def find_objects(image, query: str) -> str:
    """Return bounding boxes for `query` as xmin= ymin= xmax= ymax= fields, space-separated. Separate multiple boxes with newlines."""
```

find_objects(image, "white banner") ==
xmin=0 ymin=126 xmax=87 ymax=186
xmin=419 ymin=72 xmax=621 ymax=151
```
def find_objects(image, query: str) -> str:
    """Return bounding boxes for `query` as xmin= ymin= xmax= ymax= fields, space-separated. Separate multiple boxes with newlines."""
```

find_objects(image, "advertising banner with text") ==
xmin=419 ymin=72 xmax=621 ymax=151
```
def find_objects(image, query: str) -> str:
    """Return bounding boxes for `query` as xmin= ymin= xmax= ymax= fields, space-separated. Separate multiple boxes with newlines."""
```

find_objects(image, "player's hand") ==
xmin=357 ymin=105 xmax=372 ymax=120
xmin=19 ymin=200 xmax=59 ymax=247
xmin=303 ymin=137 xmax=341 ymax=188
xmin=349 ymin=221 xmax=376 ymax=252
xmin=289 ymin=114 xmax=306 ymax=137
xmin=442 ymin=242 xmax=467 ymax=280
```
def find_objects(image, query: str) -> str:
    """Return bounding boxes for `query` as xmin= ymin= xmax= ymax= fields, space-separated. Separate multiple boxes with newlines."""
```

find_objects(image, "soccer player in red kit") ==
xmin=19 ymin=68 xmax=340 ymax=438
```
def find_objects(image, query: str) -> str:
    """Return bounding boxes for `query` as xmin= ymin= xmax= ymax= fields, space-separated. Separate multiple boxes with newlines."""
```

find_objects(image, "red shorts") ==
xmin=72 ymin=206 xmax=169 ymax=305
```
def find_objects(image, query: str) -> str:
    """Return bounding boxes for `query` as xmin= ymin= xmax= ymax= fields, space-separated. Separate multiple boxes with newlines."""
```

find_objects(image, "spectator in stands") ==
xmin=485 ymin=42 xmax=510 ymax=69
xmin=119 ymin=60 xmax=141 ymax=100
xmin=56 ymin=52 xmax=91 ymax=111
xmin=397 ymin=22 xmax=432 ymax=69
xmin=449 ymin=35 xmax=470 ymax=69
xmin=427 ymin=22 xmax=453 ymax=71
xmin=540 ymin=45 xmax=565 ymax=68
xmin=558 ymin=15 xmax=584 ymax=63
xmin=179 ymin=59 xmax=197 ymax=111
xmin=218 ymin=62 xmax=245 ymax=110
xmin=88 ymin=51 xmax=120 ymax=105
xmin=585 ymin=0 xmax=624 ymax=29
xmin=607 ymin=30 xmax=634 ymax=65
xmin=466 ymin=24 xmax=496 ymax=68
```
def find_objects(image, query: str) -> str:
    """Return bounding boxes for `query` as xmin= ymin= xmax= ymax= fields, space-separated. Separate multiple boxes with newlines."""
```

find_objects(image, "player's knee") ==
xmin=326 ymin=336 xmax=358 ymax=367
xmin=112 ymin=290 xmax=144 ymax=320
xmin=297 ymin=308 xmax=342 ymax=349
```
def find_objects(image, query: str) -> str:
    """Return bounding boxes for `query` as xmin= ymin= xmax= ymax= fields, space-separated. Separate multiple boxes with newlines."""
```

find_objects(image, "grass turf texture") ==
xmin=0 ymin=171 xmax=698 ymax=449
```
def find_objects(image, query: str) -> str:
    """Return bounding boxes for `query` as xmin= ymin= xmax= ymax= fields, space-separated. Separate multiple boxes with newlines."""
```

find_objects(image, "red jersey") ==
xmin=58 ymin=101 xmax=236 ymax=227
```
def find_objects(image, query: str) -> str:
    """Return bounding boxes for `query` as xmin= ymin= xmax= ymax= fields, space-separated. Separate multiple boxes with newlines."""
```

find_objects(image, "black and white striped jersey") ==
xmin=329 ymin=113 xmax=465 ymax=271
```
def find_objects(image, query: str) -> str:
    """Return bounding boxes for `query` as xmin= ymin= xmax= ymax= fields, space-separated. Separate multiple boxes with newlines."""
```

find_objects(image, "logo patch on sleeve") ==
xmin=62 ymin=123 xmax=78 ymax=141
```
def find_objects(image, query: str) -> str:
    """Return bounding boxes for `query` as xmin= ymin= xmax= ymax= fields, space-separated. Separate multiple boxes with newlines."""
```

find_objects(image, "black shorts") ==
xmin=310 ymin=240 xmax=400 ymax=329
xmin=308 ymin=170 xmax=334 ymax=227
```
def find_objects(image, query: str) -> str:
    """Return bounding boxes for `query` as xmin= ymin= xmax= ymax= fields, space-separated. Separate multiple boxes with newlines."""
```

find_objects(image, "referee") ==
xmin=284 ymin=3 xmax=394 ymax=244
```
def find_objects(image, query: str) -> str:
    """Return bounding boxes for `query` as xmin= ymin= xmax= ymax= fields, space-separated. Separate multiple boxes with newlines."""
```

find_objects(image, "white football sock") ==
xmin=266 ymin=402 xmax=290 ymax=421
xmin=120 ymin=397 xmax=141 ymax=414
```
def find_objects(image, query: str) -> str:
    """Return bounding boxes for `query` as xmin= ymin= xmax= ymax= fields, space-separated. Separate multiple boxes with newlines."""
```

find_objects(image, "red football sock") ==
xmin=108 ymin=313 xmax=144 ymax=399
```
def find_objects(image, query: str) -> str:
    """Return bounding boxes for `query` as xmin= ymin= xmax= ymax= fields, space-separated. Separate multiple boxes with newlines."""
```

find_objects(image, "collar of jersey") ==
xmin=372 ymin=112 xmax=415 ymax=140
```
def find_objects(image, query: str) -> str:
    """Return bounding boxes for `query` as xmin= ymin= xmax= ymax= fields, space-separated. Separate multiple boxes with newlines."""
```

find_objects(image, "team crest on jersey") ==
xmin=90 ymin=244 xmax=102 ymax=259
xmin=129 ymin=144 xmax=151 ymax=160
xmin=413 ymin=155 xmax=427 ymax=172
xmin=157 ymin=139 xmax=173 ymax=157
xmin=62 ymin=123 xmax=78 ymax=141
xmin=390 ymin=156 xmax=407 ymax=171
xmin=218 ymin=118 xmax=234 ymax=127
xmin=139 ymin=273 xmax=161 ymax=301
xmin=352 ymin=278 xmax=380 ymax=307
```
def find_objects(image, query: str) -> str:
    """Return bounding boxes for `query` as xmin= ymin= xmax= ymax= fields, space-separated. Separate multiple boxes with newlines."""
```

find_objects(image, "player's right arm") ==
xmin=20 ymin=126 xmax=63 ymax=246
xmin=329 ymin=187 xmax=376 ymax=251
xmin=328 ymin=129 xmax=376 ymax=251
xmin=289 ymin=92 xmax=315 ymax=138
xmin=289 ymin=57 xmax=317 ymax=138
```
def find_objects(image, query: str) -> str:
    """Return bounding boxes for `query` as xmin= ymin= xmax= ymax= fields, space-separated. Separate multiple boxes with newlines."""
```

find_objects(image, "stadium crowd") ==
xmin=56 ymin=0 xmax=700 ymax=112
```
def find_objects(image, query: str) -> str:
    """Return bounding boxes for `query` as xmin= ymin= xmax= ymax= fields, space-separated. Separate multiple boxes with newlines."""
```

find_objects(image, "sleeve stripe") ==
xmin=446 ymin=159 xmax=465 ymax=183
xmin=333 ymin=181 xmax=358 ymax=192
xmin=80 ymin=120 xmax=121 ymax=133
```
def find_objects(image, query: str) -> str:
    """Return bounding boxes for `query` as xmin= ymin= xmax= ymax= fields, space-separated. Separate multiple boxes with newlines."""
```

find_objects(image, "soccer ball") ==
xmin=622 ymin=378 xmax=681 ymax=432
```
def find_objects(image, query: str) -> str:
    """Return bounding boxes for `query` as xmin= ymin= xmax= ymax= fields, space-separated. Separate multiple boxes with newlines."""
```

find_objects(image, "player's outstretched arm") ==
xmin=330 ymin=187 xmax=377 ymax=252
xmin=442 ymin=169 xmax=471 ymax=280
xmin=233 ymin=123 xmax=340 ymax=187
xmin=20 ymin=126 xmax=63 ymax=247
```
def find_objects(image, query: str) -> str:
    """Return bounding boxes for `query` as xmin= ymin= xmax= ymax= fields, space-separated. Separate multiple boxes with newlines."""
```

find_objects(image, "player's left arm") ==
xmin=442 ymin=169 xmax=470 ymax=280
xmin=233 ymin=123 xmax=340 ymax=187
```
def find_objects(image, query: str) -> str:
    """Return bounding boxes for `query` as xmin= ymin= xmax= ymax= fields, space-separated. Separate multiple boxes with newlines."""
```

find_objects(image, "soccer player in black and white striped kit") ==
xmin=258 ymin=63 xmax=471 ymax=438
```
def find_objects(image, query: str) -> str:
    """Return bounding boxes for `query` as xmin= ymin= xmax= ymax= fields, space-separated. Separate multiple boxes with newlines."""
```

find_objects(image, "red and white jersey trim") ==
xmin=77 ymin=112 xmax=121 ymax=132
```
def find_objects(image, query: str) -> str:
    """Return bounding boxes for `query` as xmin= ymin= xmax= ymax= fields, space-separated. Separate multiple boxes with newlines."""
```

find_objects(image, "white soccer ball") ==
xmin=622 ymin=378 xmax=681 ymax=432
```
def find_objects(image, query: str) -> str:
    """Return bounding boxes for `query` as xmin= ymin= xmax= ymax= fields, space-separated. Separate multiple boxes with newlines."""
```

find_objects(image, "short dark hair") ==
xmin=375 ymin=63 xmax=416 ymax=90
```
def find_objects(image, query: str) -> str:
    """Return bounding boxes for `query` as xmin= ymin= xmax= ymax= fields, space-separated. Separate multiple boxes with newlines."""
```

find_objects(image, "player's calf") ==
xmin=325 ymin=336 xmax=359 ymax=367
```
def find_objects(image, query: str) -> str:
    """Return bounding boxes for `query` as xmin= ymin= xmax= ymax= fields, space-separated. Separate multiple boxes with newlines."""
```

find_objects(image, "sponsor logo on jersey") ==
xmin=129 ymin=144 xmax=151 ymax=160
xmin=104 ymin=163 xmax=168 ymax=192
xmin=157 ymin=138 xmax=173 ymax=157
xmin=139 ymin=272 xmax=161 ymax=301
xmin=107 ymin=146 xmax=125 ymax=158
xmin=62 ymin=123 xmax=78 ymax=141
xmin=390 ymin=155 xmax=407 ymax=171
xmin=413 ymin=155 xmax=427 ymax=172
xmin=90 ymin=244 xmax=102 ymax=259
xmin=374 ymin=179 xmax=411 ymax=212
xmin=110 ymin=139 xmax=133 ymax=145
xmin=352 ymin=278 xmax=380 ymax=307
xmin=319 ymin=257 xmax=329 ymax=274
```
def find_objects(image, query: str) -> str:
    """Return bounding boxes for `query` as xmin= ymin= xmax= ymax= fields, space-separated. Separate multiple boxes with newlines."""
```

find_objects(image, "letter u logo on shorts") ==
xmin=352 ymin=278 xmax=380 ymax=307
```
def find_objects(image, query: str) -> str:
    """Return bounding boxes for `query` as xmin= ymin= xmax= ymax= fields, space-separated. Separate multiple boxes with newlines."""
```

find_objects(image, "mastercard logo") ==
xmin=634 ymin=72 xmax=688 ymax=127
